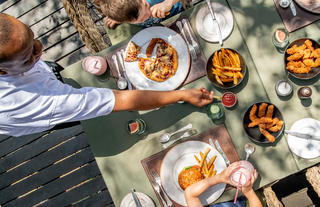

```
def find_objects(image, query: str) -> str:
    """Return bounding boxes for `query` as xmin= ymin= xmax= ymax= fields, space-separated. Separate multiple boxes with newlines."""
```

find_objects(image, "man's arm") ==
xmin=150 ymin=0 xmax=180 ymax=18
xmin=112 ymin=87 xmax=214 ymax=111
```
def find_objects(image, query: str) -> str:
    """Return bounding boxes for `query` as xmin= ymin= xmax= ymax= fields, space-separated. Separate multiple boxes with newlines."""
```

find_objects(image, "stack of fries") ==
xmin=194 ymin=148 xmax=217 ymax=178
xmin=211 ymin=48 xmax=243 ymax=85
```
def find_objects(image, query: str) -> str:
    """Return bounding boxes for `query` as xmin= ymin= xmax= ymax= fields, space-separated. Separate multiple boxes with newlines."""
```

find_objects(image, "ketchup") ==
xmin=222 ymin=92 xmax=237 ymax=108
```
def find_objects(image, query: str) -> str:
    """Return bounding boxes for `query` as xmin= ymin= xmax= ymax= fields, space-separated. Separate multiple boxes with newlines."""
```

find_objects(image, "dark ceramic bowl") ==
xmin=284 ymin=38 xmax=320 ymax=80
xmin=243 ymin=102 xmax=284 ymax=144
xmin=206 ymin=48 xmax=246 ymax=90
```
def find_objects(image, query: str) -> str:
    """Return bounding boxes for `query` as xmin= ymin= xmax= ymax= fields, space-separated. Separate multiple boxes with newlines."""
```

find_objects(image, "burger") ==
xmin=178 ymin=166 xmax=204 ymax=190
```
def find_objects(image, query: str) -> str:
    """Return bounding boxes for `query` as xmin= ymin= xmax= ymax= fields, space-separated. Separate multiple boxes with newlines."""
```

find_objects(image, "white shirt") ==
xmin=0 ymin=60 xmax=115 ymax=136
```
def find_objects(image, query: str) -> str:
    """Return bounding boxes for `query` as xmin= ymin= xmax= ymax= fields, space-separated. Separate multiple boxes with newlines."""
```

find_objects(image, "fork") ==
xmin=176 ymin=21 xmax=197 ymax=61
xmin=151 ymin=180 xmax=169 ymax=207
xmin=152 ymin=171 xmax=173 ymax=206
xmin=119 ymin=49 xmax=133 ymax=90
xmin=182 ymin=19 xmax=200 ymax=55
xmin=162 ymin=131 xmax=192 ymax=149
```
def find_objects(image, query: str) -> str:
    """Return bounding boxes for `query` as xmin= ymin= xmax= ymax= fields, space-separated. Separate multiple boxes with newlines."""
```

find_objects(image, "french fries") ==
xmin=211 ymin=48 xmax=243 ymax=85
xmin=194 ymin=148 xmax=217 ymax=178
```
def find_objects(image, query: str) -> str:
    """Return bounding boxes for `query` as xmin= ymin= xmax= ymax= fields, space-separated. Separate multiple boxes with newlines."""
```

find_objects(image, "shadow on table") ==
xmin=83 ymin=102 xmax=206 ymax=157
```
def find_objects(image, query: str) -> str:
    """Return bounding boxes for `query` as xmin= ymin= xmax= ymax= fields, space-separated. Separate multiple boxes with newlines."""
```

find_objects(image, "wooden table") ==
xmin=61 ymin=0 xmax=320 ymax=206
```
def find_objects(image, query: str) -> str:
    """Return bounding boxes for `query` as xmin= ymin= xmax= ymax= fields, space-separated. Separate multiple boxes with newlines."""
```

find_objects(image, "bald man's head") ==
xmin=0 ymin=13 xmax=42 ymax=75
xmin=0 ymin=15 xmax=13 ymax=51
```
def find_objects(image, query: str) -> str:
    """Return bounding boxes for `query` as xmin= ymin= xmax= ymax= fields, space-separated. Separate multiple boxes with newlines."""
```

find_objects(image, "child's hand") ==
xmin=219 ymin=162 xmax=240 ymax=185
xmin=241 ymin=170 xmax=258 ymax=196
xmin=105 ymin=17 xmax=119 ymax=29
xmin=150 ymin=1 xmax=172 ymax=18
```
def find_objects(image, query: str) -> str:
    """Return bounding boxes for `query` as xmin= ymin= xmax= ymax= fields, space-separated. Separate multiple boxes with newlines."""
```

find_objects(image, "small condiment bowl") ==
xmin=275 ymin=80 xmax=293 ymax=97
xmin=221 ymin=92 xmax=237 ymax=108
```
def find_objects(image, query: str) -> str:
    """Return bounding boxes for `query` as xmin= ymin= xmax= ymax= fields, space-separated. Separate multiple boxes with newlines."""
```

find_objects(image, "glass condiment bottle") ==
xmin=297 ymin=86 xmax=312 ymax=99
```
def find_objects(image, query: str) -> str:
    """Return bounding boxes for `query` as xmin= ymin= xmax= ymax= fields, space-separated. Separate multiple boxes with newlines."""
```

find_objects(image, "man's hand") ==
xmin=105 ymin=17 xmax=119 ymax=29
xmin=150 ymin=1 xmax=172 ymax=18
xmin=182 ymin=87 xmax=214 ymax=107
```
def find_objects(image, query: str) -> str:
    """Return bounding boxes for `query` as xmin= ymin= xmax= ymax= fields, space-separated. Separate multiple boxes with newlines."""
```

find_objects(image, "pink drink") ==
xmin=230 ymin=161 xmax=254 ymax=187
xmin=82 ymin=56 xmax=107 ymax=75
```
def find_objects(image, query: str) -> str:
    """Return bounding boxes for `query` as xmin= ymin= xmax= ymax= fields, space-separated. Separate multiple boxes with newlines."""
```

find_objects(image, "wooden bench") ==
xmin=0 ymin=125 xmax=114 ymax=207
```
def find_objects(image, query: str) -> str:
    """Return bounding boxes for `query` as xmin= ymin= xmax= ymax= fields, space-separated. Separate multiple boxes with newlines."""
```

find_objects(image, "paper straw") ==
xmin=233 ymin=173 xmax=242 ymax=204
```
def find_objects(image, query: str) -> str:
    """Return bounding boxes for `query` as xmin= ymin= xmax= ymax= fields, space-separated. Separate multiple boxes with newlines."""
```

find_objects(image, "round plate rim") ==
xmin=294 ymin=0 xmax=320 ymax=14
xmin=124 ymin=26 xmax=191 ymax=91
xmin=160 ymin=140 xmax=227 ymax=206
xmin=120 ymin=192 xmax=155 ymax=207
xmin=195 ymin=2 xmax=234 ymax=43
xmin=287 ymin=118 xmax=320 ymax=159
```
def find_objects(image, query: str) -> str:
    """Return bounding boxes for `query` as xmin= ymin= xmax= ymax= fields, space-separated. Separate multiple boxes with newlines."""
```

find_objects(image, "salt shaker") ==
xmin=275 ymin=80 xmax=293 ymax=97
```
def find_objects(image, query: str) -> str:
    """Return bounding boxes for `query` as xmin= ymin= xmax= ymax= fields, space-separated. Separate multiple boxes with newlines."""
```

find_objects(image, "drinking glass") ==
xmin=206 ymin=103 xmax=224 ymax=120
xmin=230 ymin=160 xmax=254 ymax=187
xmin=272 ymin=28 xmax=289 ymax=53
xmin=127 ymin=118 xmax=147 ymax=135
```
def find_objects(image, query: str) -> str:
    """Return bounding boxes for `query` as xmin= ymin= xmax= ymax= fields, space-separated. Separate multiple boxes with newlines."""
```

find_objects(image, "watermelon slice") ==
xmin=275 ymin=30 xmax=286 ymax=43
xmin=129 ymin=122 xmax=139 ymax=134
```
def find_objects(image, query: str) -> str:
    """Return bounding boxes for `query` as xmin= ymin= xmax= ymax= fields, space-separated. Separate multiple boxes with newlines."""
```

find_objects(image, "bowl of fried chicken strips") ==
xmin=285 ymin=38 xmax=320 ymax=80
xmin=243 ymin=102 xmax=284 ymax=144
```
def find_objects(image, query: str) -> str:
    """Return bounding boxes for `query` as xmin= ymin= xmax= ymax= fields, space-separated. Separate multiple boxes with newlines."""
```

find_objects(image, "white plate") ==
xmin=124 ymin=26 xmax=190 ymax=91
xmin=120 ymin=192 xmax=155 ymax=207
xmin=160 ymin=141 xmax=227 ymax=206
xmin=195 ymin=2 xmax=234 ymax=43
xmin=287 ymin=118 xmax=320 ymax=159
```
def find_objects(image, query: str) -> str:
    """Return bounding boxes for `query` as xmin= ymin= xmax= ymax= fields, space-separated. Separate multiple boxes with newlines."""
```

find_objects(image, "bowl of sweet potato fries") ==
xmin=206 ymin=48 xmax=246 ymax=89
xmin=243 ymin=102 xmax=284 ymax=144
xmin=284 ymin=38 xmax=320 ymax=80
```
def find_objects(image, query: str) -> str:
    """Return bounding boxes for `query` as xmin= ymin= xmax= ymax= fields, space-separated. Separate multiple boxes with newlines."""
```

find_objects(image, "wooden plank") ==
xmin=73 ymin=189 xmax=114 ymax=207
xmin=31 ymin=7 xmax=70 ymax=39
xmin=0 ymin=135 xmax=11 ymax=143
xmin=0 ymin=130 xmax=88 ymax=189
xmin=56 ymin=45 xmax=91 ymax=68
xmin=0 ymin=146 xmax=95 ymax=205
xmin=18 ymin=0 xmax=63 ymax=27
xmin=38 ymin=176 xmax=107 ymax=207
xmin=0 ymin=124 xmax=83 ymax=174
xmin=19 ymin=0 xmax=63 ymax=26
xmin=4 ymin=161 xmax=100 ymax=207
xmin=0 ymin=0 xmax=20 ymax=12
xmin=39 ymin=21 xmax=77 ymax=51
xmin=3 ymin=0 xmax=47 ymax=18
xmin=0 ymin=131 xmax=47 ymax=159
xmin=42 ymin=32 xmax=85 ymax=62
xmin=30 ymin=3 xmax=96 ymax=39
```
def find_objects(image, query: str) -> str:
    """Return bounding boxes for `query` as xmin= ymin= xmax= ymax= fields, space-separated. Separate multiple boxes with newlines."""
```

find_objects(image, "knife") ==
xmin=205 ymin=0 xmax=223 ymax=46
xmin=131 ymin=189 xmax=143 ymax=207
xmin=289 ymin=0 xmax=297 ymax=16
xmin=285 ymin=130 xmax=320 ymax=141
xmin=120 ymin=49 xmax=133 ymax=90
xmin=213 ymin=139 xmax=230 ymax=165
